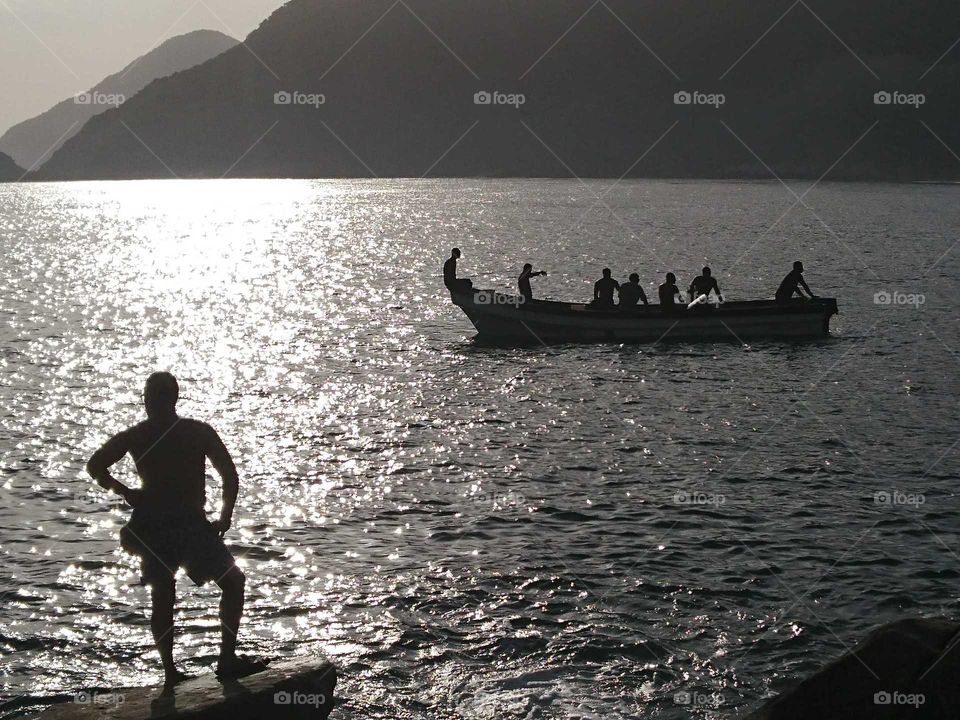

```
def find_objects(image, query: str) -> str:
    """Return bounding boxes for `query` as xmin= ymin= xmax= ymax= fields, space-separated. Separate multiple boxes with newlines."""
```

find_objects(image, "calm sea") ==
xmin=0 ymin=179 xmax=958 ymax=719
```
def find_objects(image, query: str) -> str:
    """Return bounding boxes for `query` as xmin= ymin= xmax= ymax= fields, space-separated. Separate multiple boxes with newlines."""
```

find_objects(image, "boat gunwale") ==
xmin=451 ymin=290 xmax=839 ymax=320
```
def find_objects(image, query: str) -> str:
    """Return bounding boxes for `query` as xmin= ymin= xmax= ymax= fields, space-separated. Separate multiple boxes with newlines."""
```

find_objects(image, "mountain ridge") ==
xmin=0 ymin=151 xmax=24 ymax=181
xmin=30 ymin=0 xmax=960 ymax=181
xmin=0 ymin=29 xmax=238 ymax=171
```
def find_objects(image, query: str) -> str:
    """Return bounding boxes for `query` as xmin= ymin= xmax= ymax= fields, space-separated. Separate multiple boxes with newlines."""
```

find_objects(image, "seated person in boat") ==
xmin=688 ymin=266 xmax=723 ymax=307
xmin=86 ymin=372 xmax=265 ymax=687
xmin=775 ymin=261 xmax=816 ymax=303
xmin=443 ymin=247 xmax=473 ymax=293
xmin=618 ymin=273 xmax=648 ymax=308
xmin=593 ymin=268 xmax=620 ymax=307
xmin=518 ymin=263 xmax=547 ymax=302
xmin=658 ymin=272 xmax=683 ymax=312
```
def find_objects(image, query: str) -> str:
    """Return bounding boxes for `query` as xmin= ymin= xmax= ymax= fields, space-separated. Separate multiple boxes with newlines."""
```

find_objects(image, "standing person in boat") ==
xmin=775 ymin=261 xmax=816 ymax=303
xmin=687 ymin=266 xmax=723 ymax=306
xmin=658 ymin=272 xmax=684 ymax=312
xmin=86 ymin=372 xmax=266 ymax=688
xmin=618 ymin=273 xmax=649 ymax=308
xmin=518 ymin=263 xmax=547 ymax=302
xmin=593 ymin=268 xmax=620 ymax=308
xmin=443 ymin=247 xmax=473 ymax=293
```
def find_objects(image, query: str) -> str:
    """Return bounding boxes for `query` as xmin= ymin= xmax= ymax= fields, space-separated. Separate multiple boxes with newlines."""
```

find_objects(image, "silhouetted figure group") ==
xmin=443 ymin=249 xmax=817 ymax=309
xmin=596 ymin=266 xmax=723 ymax=312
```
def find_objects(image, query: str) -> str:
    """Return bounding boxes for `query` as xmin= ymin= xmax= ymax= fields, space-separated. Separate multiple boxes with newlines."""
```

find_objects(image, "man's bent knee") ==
xmin=217 ymin=565 xmax=245 ymax=594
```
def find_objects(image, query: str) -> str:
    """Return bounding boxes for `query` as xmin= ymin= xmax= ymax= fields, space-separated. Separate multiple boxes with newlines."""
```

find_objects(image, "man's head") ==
xmin=666 ymin=272 xmax=676 ymax=284
xmin=602 ymin=268 xmax=612 ymax=278
xmin=523 ymin=263 xmax=532 ymax=272
xmin=451 ymin=247 xmax=461 ymax=259
xmin=702 ymin=266 xmax=711 ymax=277
xmin=629 ymin=273 xmax=640 ymax=283
xmin=793 ymin=260 xmax=804 ymax=272
xmin=144 ymin=372 xmax=179 ymax=419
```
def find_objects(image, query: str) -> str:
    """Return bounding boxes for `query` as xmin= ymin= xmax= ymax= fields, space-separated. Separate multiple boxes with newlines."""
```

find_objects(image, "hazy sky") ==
xmin=0 ymin=0 xmax=286 ymax=135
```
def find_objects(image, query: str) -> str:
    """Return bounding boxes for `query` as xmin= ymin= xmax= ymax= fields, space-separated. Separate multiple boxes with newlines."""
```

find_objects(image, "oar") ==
xmin=687 ymin=294 xmax=708 ymax=309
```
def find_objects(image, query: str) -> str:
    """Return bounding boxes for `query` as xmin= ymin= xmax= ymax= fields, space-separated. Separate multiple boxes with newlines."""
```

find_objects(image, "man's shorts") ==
xmin=120 ymin=510 xmax=236 ymax=587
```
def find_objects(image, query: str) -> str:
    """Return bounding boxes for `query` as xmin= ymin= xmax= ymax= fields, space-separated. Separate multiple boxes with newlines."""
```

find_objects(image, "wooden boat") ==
xmin=449 ymin=288 xmax=838 ymax=344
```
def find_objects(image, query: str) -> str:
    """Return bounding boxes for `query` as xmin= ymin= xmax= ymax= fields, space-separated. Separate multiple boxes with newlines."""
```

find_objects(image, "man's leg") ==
xmin=150 ymin=574 xmax=186 ymax=686
xmin=215 ymin=565 xmax=245 ymax=669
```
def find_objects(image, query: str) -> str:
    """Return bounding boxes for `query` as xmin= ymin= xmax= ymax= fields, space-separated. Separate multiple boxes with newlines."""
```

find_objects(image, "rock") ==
xmin=27 ymin=657 xmax=336 ymax=720
xmin=746 ymin=618 xmax=960 ymax=720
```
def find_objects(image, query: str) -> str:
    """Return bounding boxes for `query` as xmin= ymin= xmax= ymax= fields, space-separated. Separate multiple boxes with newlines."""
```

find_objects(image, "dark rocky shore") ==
xmin=747 ymin=618 xmax=960 ymax=720
xmin=26 ymin=658 xmax=336 ymax=720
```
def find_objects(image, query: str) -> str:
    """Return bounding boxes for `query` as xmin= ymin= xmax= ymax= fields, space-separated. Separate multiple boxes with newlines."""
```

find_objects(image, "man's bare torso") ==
xmin=125 ymin=417 xmax=212 ymax=515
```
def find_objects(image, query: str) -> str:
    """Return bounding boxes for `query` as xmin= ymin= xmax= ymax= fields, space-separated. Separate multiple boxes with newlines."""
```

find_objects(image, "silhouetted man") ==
xmin=518 ymin=263 xmax=547 ymax=302
xmin=87 ymin=372 xmax=265 ymax=688
xmin=658 ymin=272 xmax=683 ymax=312
xmin=593 ymin=268 xmax=620 ymax=307
xmin=688 ymin=266 xmax=723 ymax=305
xmin=443 ymin=247 xmax=472 ymax=293
xmin=619 ymin=273 xmax=648 ymax=307
xmin=776 ymin=261 xmax=816 ymax=303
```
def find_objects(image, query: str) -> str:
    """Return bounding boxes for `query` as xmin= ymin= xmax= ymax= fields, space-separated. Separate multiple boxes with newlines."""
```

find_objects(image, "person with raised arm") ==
xmin=518 ymin=263 xmax=547 ymax=302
